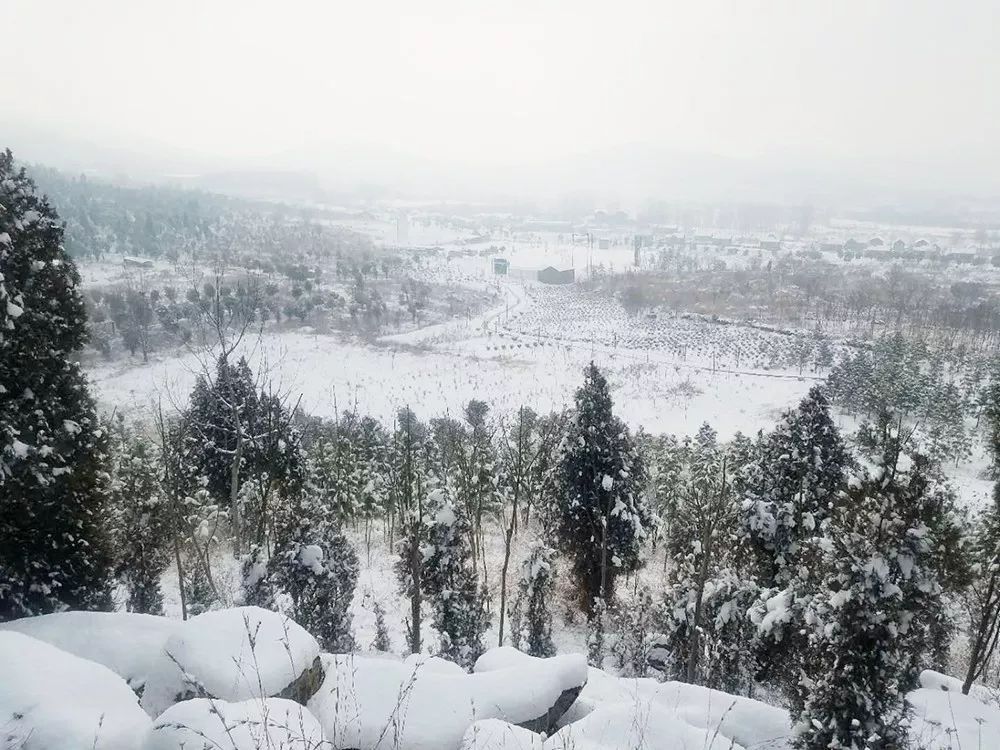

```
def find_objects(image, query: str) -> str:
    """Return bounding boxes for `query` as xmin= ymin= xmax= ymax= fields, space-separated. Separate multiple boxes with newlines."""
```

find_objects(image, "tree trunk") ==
xmin=498 ymin=497 xmax=518 ymax=646
xmin=229 ymin=421 xmax=244 ymax=554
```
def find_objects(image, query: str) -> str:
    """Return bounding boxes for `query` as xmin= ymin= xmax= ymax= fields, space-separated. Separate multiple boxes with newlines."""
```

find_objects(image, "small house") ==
xmin=123 ymin=256 xmax=153 ymax=270
xmin=537 ymin=266 xmax=575 ymax=285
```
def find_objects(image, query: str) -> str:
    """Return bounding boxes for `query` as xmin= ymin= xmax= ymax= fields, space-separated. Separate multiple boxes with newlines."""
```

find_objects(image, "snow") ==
xmin=474 ymin=648 xmax=789 ymax=749
xmin=0 ymin=610 xmax=179 ymax=690
xmin=460 ymin=719 xmax=543 ymax=750
xmin=86 ymin=277 xmax=818 ymax=440
xmin=0 ymin=630 xmax=151 ymax=750
xmin=140 ymin=606 xmax=320 ymax=717
xmin=907 ymin=687 xmax=1000 ymax=750
xmin=462 ymin=702 xmax=752 ymax=750
xmin=308 ymin=651 xmax=588 ymax=750
xmin=143 ymin=697 xmax=325 ymax=750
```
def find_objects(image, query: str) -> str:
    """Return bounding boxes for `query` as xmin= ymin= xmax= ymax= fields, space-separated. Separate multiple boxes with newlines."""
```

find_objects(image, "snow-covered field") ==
xmin=85 ymin=268 xmax=822 ymax=439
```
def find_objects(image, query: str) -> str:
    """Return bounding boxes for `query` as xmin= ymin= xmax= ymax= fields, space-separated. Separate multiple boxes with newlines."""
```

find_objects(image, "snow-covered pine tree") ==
xmin=372 ymin=599 xmax=392 ymax=652
xmin=586 ymin=596 xmax=608 ymax=668
xmin=509 ymin=541 xmax=557 ymax=657
xmin=0 ymin=151 xmax=114 ymax=619
xmin=423 ymin=496 xmax=488 ymax=669
xmin=458 ymin=400 xmax=498 ymax=566
xmin=793 ymin=416 xmax=966 ymax=750
xmin=185 ymin=354 xmax=304 ymax=553
xmin=610 ymin=587 xmax=658 ymax=678
xmin=739 ymin=385 xmax=849 ymax=592
xmin=658 ymin=423 xmax=758 ymax=692
xmin=239 ymin=542 xmax=276 ymax=609
xmin=391 ymin=407 xmax=433 ymax=654
xmin=554 ymin=363 xmax=653 ymax=614
xmin=269 ymin=489 xmax=359 ymax=652
xmin=107 ymin=417 xmax=171 ymax=614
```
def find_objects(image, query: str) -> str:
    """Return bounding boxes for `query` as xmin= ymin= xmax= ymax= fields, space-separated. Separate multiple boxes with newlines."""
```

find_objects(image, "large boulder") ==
xmin=308 ymin=651 xmax=588 ymax=750
xmin=0 ymin=610 xmax=179 ymax=691
xmin=0 ymin=630 xmax=152 ymax=750
xmin=474 ymin=646 xmax=659 ymax=727
xmin=140 ymin=606 xmax=321 ymax=717
xmin=470 ymin=653 xmax=791 ymax=750
xmin=462 ymin=702 xmax=750 ymax=750
xmin=143 ymin=697 xmax=325 ymax=750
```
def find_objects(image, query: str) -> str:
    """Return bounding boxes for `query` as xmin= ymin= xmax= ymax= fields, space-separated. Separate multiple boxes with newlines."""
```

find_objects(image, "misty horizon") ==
xmin=4 ymin=0 xmax=1000 ymax=208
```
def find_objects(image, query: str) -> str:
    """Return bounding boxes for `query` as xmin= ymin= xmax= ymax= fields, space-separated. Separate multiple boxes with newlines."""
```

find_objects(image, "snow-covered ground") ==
xmin=85 ymin=270 xmax=820 ymax=439
xmin=6 ymin=610 xmax=1000 ymax=750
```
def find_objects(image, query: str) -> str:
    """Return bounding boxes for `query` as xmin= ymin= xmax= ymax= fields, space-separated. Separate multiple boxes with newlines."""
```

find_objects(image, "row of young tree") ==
xmin=827 ymin=331 xmax=995 ymax=463
xmin=624 ymin=248 xmax=1000 ymax=350
xmin=8 ymin=150 xmax=1000 ymax=750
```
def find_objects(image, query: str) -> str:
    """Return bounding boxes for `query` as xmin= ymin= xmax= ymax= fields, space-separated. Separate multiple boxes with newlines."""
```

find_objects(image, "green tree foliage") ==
xmin=0 ymin=150 xmax=114 ymax=619
xmin=554 ymin=363 xmax=653 ymax=613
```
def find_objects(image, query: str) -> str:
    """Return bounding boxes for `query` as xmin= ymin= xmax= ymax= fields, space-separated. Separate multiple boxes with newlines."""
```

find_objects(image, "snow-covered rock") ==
xmin=474 ymin=646 xmax=659 ymax=726
xmin=308 ymin=651 xmax=588 ymax=750
xmin=462 ymin=701 xmax=751 ymax=750
xmin=0 ymin=630 xmax=152 ymax=750
xmin=474 ymin=649 xmax=789 ymax=750
xmin=143 ymin=697 xmax=325 ymax=750
xmin=0 ymin=610 xmax=179 ymax=690
xmin=140 ymin=606 xmax=321 ymax=717
xmin=403 ymin=651 xmax=468 ymax=675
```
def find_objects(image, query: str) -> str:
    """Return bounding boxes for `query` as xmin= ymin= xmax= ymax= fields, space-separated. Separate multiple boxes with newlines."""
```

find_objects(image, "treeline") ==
xmin=607 ymin=249 xmax=1000 ymax=350
xmin=29 ymin=164 xmax=372 ymax=263
xmin=84 ymin=268 xmax=436 ymax=362
xmin=827 ymin=332 xmax=990 ymax=463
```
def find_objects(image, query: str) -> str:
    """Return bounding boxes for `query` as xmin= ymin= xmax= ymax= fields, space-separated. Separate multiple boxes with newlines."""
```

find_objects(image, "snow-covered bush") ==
xmin=509 ymin=542 xmax=557 ymax=657
xmin=424 ymin=498 xmax=489 ymax=669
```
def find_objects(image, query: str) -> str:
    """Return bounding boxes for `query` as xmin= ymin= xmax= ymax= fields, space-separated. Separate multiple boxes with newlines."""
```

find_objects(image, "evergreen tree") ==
xmin=391 ymin=407 xmax=433 ymax=654
xmin=108 ymin=417 xmax=170 ymax=614
xmin=0 ymin=151 xmax=114 ymax=619
xmin=423 ymin=496 xmax=488 ymax=668
xmin=740 ymin=386 xmax=849 ymax=590
xmin=658 ymin=424 xmax=757 ymax=692
xmin=793 ymin=417 xmax=965 ymax=750
xmin=554 ymin=363 xmax=653 ymax=613
xmin=509 ymin=541 xmax=557 ymax=657
xmin=269 ymin=490 xmax=359 ymax=652
xmin=185 ymin=354 xmax=304 ymax=553
xmin=371 ymin=599 xmax=392 ymax=653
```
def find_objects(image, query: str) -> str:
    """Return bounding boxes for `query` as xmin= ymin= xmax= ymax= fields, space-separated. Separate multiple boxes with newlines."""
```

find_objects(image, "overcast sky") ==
xmin=3 ymin=0 xmax=999 ymax=200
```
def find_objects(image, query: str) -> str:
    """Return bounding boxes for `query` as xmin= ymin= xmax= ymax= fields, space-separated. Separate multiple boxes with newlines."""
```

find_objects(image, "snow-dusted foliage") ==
xmin=107 ymin=416 xmax=171 ymax=615
xmin=509 ymin=541 xmax=557 ymax=657
xmin=0 ymin=150 xmax=114 ymax=619
xmin=424 ymin=497 xmax=489 ymax=668
xmin=788 ymin=417 xmax=967 ymax=750
xmin=609 ymin=586 xmax=658 ymax=678
xmin=184 ymin=354 xmax=305 ymax=552
xmin=268 ymin=490 xmax=360 ymax=653
xmin=738 ymin=385 xmax=849 ymax=591
xmin=657 ymin=422 xmax=758 ymax=692
xmin=554 ymin=363 xmax=653 ymax=613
